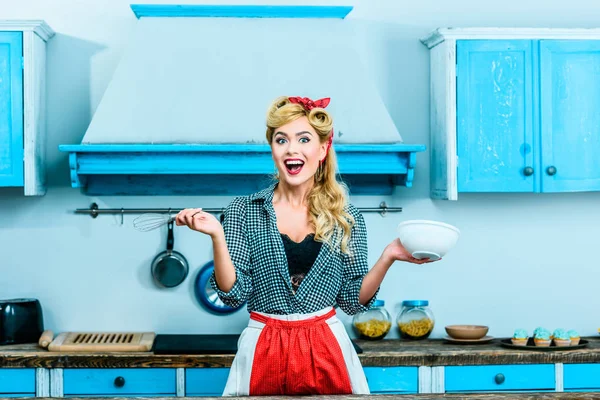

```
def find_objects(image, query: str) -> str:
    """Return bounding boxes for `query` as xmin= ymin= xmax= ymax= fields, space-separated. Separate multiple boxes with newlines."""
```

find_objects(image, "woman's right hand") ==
xmin=175 ymin=208 xmax=223 ymax=239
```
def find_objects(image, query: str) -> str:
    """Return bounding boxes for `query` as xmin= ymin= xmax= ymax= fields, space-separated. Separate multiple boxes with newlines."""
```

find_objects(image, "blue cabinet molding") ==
xmin=0 ymin=21 xmax=54 ymax=195
xmin=421 ymin=28 xmax=600 ymax=200
xmin=58 ymin=143 xmax=426 ymax=196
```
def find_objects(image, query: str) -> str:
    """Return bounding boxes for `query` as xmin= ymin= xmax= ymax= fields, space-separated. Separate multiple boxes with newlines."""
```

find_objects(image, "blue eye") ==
xmin=299 ymin=137 xmax=310 ymax=143
xmin=276 ymin=138 xmax=287 ymax=144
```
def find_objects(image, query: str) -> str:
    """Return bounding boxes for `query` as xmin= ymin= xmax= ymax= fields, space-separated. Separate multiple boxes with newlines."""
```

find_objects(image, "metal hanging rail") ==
xmin=75 ymin=202 xmax=402 ymax=219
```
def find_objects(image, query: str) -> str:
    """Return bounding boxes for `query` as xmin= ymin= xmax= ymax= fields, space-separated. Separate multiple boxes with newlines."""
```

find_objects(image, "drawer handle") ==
xmin=114 ymin=376 xmax=126 ymax=388
xmin=494 ymin=373 xmax=505 ymax=385
xmin=546 ymin=166 xmax=557 ymax=176
xmin=523 ymin=166 xmax=534 ymax=176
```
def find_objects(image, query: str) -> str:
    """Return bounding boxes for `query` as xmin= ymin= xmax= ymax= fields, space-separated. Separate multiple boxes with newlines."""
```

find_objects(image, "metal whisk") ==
xmin=133 ymin=210 xmax=208 ymax=232
xmin=133 ymin=213 xmax=176 ymax=232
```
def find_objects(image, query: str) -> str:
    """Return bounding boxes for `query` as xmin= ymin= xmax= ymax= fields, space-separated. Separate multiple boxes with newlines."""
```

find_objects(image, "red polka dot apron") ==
xmin=221 ymin=307 xmax=369 ymax=396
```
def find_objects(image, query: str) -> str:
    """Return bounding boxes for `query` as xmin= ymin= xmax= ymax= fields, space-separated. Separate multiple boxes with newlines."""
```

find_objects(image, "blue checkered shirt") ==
xmin=210 ymin=183 xmax=378 ymax=315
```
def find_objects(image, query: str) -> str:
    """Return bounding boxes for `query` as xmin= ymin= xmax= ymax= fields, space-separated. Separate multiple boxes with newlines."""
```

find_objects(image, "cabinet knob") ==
xmin=114 ymin=376 xmax=126 ymax=388
xmin=546 ymin=166 xmax=557 ymax=176
xmin=494 ymin=373 xmax=505 ymax=385
xmin=523 ymin=166 xmax=534 ymax=176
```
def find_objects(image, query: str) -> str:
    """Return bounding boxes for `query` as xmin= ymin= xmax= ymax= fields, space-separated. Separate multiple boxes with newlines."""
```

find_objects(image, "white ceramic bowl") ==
xmin=397 ymin=220 xmax=460 ymax=261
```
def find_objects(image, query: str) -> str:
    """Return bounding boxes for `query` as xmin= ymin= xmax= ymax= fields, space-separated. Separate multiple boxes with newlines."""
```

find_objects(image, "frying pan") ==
xmin=151 ymin=220 xmax=188 ymax=288
xmin=194 ymin=260 xmax=245 ymax=314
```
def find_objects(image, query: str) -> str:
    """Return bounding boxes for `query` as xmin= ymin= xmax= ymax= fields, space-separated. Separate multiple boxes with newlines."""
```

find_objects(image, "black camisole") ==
xmin=280 ymin=233 xmax=323 ymax=293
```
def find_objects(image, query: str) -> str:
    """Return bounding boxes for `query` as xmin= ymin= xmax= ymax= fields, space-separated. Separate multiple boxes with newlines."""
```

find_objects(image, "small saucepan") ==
xmin=151 ymin=220 xmax=188 ymax=288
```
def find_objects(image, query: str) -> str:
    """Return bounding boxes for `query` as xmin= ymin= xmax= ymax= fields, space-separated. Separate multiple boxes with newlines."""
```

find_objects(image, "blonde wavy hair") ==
xmin=265 ymin=96 xmax=354 ymax=254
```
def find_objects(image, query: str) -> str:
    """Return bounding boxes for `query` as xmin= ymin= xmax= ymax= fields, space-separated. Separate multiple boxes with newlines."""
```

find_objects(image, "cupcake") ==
xmin=511 ymin=329 xmax=528 ymax=346
xmin=533 ymin=327 xmax=548 ymax=337
xmin=534 ymin=329 xmax=551 ymax=347
xmin=553 ymin=329 xmax=571 ymax=347
xmin=567 ymin=330 xmax=580 ymax=346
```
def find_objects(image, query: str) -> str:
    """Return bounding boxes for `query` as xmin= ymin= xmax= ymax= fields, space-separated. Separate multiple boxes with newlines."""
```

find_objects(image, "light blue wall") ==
xmin=1 ymin=0 xmax=599 ymax=339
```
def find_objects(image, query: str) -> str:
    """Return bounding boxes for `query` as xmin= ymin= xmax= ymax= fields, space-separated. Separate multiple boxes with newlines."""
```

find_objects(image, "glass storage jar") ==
xmin=396 ymin=300 xmax=435 ymax=340
xmin=352 ymin=300 xmax=392 ymax=340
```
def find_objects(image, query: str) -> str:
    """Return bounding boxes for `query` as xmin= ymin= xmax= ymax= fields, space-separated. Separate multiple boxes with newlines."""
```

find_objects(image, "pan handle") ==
xmin=166 ymin=220 xmax=174 ymax=253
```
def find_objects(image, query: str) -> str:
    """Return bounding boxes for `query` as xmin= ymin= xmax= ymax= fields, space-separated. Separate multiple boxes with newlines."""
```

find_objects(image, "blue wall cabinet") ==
xmin=539 ymin=40 xmax=600 ymax=192
xmin=0 ymin=368 xmax=36 ymax=397
xmin=0 ymin=22 xmax=54 ymax=195
xmin=456 ymin=40 xmax=535 ymax=193
xmin=422 ymin=28 xmax=600 ymax=199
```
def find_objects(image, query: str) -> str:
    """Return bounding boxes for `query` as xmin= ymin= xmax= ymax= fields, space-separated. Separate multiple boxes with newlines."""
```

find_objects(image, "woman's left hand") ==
xmin=383 ymin=238 xmax=438 ymax=265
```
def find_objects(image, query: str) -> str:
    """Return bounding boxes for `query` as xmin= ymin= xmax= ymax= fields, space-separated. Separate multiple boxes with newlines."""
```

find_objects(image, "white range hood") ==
xmin=59 ymin=5 xmax=425 ymax=195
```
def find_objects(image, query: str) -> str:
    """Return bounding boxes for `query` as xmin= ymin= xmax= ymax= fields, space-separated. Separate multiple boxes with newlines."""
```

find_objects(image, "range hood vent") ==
xmin=59 ymin=5 xmax=425 ymax=195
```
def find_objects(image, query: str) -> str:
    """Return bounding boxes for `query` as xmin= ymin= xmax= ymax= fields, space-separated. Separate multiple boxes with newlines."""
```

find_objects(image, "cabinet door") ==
xmin=445 ymin=364 xmax=555 ymax=392
xmin=456 ymin=40 xmax=535 ymax=192
xmin=540 ymin=40 xmax=600 ymax=192
xmin=63 ymin=368 xmax=177 ymax=396
xmin=0 ymin=32 xmax=24 ymax=187
xmin=363 ymin=366 xmax=418 ymax=394
xmin=0 ymin=368 xmax=35 ymax=397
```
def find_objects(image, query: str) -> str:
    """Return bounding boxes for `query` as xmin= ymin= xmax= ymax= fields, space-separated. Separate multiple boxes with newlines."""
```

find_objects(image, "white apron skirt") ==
xmin=222 ymin=306 xmax=370 ymax=396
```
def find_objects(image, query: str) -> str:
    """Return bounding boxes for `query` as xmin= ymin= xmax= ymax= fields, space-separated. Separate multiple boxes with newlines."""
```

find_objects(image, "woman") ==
xmin=176 ymin=96 xmax=434 ymax=396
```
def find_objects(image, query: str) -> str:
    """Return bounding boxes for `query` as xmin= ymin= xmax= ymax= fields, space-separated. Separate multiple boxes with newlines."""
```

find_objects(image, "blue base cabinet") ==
xmin=0 ymin=368 xmax=36 ymax=398
xmin=422 ymin=28 xmax=600 ymax=200
xmin=185 ymin=366 xmax=418 ymax=395
xmin=364 ymin=366 xmax=418 ymax=394
xmin=63 ymin=368 xmax=176 ymax=397
xmin=186 ymin=368 xmax=230 ymax=396
xmin=564 ymin=363 xmax=600 ymax=392
xmin=445 ymin=364 xmax=555 ymax=393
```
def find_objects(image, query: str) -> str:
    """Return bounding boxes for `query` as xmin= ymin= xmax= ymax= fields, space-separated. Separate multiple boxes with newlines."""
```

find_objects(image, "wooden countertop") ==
xmin=22 ymin=394 xmax=600 ymax=399
xmin=1 ymin=337 xmax=599 ymax=368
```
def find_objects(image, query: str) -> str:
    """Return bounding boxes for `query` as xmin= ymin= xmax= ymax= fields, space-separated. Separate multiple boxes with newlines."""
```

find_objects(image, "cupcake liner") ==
xmin=553 ymin=338 xmax=571 ymax=347
xmin=534 ymin=339 xmax=551 ymax=347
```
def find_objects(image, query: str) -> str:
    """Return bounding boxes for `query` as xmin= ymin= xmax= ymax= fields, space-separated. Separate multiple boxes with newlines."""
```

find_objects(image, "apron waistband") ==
xmin=250 ymin=308 xmax=337 ymax=327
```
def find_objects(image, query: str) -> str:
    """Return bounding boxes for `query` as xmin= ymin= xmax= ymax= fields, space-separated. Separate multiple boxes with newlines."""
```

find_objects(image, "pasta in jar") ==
xmin=354 ymin=319 xmax=392 ymax=340
xmin=396 ymin=300 xmax=435 ymax=340
xmin=351 ymin=300 xmax=392 ymax=340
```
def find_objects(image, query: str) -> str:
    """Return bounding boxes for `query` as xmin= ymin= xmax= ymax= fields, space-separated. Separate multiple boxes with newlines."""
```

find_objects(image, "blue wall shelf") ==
xmin=58 ymin=144 xmax=425 ymax=196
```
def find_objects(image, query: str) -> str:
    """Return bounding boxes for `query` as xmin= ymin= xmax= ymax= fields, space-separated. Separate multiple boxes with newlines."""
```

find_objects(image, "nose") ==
xmin=286 ymin=141 xmax=300 ymax=155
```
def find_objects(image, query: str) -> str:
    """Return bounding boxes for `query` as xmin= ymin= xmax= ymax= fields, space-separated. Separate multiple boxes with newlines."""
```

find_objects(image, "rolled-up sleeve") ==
xmin=209 ymin=196 xmax=252 ymax=308
xmin=336 ymin=210 xmax=378 ymax=315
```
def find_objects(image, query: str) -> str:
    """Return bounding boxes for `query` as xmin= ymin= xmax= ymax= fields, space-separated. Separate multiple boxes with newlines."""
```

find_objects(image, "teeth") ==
xmin=285 ymin=160 xmax=304 ymax=166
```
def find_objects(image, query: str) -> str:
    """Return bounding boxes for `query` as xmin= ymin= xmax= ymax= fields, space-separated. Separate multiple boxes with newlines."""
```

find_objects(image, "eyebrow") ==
xmin=274 ymin=130 xmax=313 ymax=137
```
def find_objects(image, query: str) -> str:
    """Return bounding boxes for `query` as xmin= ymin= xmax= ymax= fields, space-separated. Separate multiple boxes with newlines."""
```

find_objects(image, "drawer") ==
xmin=445 ymin=364 xmax=555 ymax=392
xmin=0 ymin=368 xmax=35 ymax=395
xmin=63 ymin=368 xmax=176 ymax=396
xmin=364 ymin=366 xmax=418 ymax=393
xmin=564 ymin=363 xmax=600 ymax=390
xmin=186 ymin=368 xmax=229 ymax=396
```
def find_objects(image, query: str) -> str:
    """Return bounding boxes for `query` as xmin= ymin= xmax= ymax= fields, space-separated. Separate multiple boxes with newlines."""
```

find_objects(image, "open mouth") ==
xmin=284 ymin=159 xmax=305 ymax=175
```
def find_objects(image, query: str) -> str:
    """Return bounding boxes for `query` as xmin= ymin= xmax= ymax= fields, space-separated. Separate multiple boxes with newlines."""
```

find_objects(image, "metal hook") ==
xmin=379 ymin=201 xmax=388 ymax=217
xmin=120 ymin=208 xmax=124 ymax=226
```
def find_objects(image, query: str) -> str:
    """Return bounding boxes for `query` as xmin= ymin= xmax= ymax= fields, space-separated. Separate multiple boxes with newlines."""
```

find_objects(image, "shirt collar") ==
xmin=248 ymin=182 xmax=278 ymax=202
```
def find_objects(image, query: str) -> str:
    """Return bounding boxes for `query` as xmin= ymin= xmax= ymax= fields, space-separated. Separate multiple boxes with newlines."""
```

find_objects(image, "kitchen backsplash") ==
xmin=1 ymin=0 xmax=599 ymax=338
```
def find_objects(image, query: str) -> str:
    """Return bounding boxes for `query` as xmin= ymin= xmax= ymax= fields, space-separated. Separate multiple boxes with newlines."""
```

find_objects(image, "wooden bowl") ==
xmin=445 ymin=325 xmax=489 ymax=340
